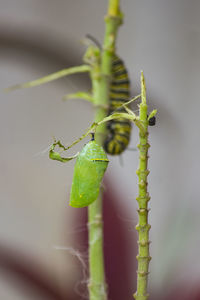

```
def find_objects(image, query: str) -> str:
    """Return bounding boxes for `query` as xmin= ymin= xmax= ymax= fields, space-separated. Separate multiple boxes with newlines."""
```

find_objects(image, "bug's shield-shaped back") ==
xmin=69 ymin=141 xmax=109 ymax=208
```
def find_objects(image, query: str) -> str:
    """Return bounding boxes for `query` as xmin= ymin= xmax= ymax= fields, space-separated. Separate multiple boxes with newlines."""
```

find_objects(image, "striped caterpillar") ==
xmin=85 ymin=35 xmax=155 ymax=156
xmin=103 ymin=55 xmax=131 ymax=155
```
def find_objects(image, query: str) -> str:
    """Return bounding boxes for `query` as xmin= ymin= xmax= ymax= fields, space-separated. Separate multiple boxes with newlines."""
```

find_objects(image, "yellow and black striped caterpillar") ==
xmin=103 ymin=56 xmax=131 ymax=155
xmin=85 ymin=35 xmax=155 ymax=155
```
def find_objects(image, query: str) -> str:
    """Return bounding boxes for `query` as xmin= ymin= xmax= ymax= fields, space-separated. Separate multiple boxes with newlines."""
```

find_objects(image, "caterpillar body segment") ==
xmin=103 ymin=56 xmax=131 ymax=155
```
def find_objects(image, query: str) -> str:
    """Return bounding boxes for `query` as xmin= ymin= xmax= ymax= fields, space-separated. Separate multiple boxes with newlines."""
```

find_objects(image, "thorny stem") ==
xmin=88 ymin=1 xmax=122 ymax=300
xmin=133 ymin=72 xmax=151 ymax=300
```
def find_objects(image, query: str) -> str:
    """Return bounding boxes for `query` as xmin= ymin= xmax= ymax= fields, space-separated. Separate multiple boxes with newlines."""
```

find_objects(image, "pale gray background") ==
xmin=0 ymin=0 xmax=199 ymax=299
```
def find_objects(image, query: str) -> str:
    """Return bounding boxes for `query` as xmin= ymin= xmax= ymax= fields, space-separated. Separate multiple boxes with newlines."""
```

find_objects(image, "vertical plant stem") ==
xmin=88 ymin=1 xmax=122 ymax=300
xmin=133 ymin=72 xmax=151 ymax=300
xmin=99 ymin=0 xmax=123 ymax=115
xmin=88 ymin=61 xmax=107 ymax=300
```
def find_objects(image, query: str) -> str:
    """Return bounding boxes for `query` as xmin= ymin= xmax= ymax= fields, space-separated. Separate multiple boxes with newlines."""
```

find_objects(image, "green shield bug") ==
xmin=69 ymin=137 xmax=109 ymax=208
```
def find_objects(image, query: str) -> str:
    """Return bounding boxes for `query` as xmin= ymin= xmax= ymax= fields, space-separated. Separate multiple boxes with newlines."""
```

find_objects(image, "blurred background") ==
xmin=0 ymin=0 xmax=200 ymax=299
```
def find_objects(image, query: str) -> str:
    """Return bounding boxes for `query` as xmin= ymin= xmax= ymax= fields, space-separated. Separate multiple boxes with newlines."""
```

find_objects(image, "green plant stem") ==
xmin=108 ymin=0 xmax=120 ymax=15
xmin=99 ymin=0 xmax=123 ymax=114
xmin=88 ymin=59 xmax=107 ymax=300
xmin=5 ymin=65 xmax=90 ymax=91
xmin=133 ymin=72 xmax=151 ymax=300
xmin=88 ymin=1 xmax=122 ymax=300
